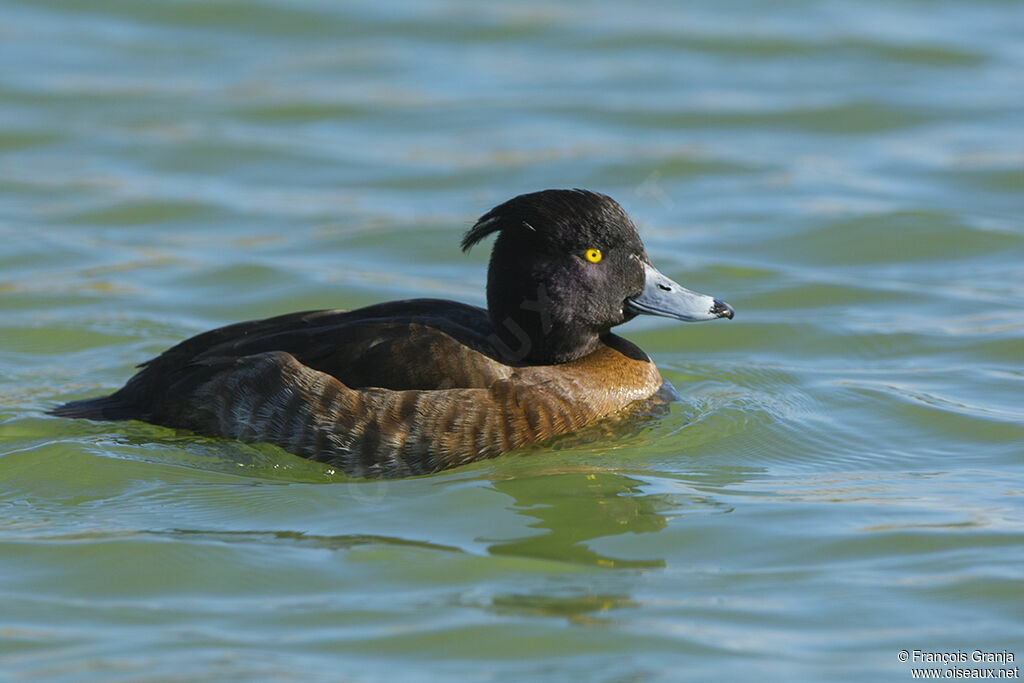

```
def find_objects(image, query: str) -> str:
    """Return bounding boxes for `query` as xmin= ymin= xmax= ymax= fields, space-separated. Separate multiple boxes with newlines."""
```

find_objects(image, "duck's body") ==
xmin=52 ymin=190 xmax=733 ymax=477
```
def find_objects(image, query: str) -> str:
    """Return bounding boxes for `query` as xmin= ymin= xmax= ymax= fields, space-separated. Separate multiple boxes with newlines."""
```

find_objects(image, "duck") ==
xmin=51 ymin=189 xmax=734 ymax=478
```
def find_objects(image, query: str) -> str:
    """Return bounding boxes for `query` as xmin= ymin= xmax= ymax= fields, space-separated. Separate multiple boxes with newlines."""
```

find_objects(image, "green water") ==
xmin=2 ymin=0 xmax=1023 ymax=680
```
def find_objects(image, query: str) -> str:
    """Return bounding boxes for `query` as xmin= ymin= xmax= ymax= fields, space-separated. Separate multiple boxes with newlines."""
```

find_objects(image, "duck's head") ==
xmin=462 ymin=189 xmax=734 ymax=364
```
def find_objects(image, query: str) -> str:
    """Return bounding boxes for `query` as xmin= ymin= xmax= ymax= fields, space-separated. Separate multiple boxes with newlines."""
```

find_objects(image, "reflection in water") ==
xmin=491 ymin=592 xmax=638 ymax=626
xmin=486 ymin=472 xmax=671 ymax=569
xmin=482 ymin=471 xmax=732 ymax=625
xmin=166 ymin=528 xmax=462 ymax=553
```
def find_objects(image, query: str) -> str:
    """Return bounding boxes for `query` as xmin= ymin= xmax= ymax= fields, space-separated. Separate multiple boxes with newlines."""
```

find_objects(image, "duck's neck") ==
xmin=487 ymin=310 xmax=602 ymax=365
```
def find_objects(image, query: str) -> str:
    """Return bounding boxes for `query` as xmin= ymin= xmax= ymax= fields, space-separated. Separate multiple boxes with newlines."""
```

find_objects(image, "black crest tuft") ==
xmin=461 ymin=188 xmax=623 ymax=252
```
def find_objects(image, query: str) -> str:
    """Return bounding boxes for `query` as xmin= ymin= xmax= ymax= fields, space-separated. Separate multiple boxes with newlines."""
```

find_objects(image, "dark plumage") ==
xmin=51 ymin=189 xmax=734 ymax=478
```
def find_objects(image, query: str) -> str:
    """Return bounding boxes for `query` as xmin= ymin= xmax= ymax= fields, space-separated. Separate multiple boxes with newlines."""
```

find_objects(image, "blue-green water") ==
xmin=2 ymin=1 xmax=1023 ymax=680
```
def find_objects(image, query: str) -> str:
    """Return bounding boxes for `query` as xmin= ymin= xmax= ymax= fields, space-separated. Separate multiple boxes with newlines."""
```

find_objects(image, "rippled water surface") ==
xmin=2 ymin=0 xmax=1023 ymax=680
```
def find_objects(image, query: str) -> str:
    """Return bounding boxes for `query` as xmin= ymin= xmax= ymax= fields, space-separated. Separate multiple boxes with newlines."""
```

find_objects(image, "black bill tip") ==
xmin=711 ymin=299 xmax=735 ymax=320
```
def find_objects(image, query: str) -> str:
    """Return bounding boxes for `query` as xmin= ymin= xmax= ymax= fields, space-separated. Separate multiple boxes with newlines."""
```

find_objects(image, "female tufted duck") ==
xmin=52 ymin=189 xmax=733 ymax=477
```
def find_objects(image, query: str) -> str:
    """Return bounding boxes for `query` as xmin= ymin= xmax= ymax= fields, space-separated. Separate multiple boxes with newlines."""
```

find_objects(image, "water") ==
xmin=2 ymin=0 xmax=1023 ymax=680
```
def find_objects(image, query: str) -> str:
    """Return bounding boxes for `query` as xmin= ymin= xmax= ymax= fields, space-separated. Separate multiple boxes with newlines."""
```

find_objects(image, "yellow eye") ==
xmin=585 ymin=248 xmax=603 ymax=263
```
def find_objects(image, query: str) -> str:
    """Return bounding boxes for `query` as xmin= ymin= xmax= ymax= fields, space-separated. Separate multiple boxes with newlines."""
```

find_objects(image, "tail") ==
xmin=49 ymin=392 xmax=141 ymax=421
